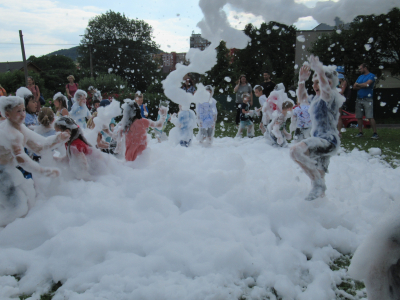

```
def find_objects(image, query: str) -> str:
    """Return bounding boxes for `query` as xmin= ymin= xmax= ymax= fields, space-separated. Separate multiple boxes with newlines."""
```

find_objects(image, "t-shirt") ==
xmin=293 ymin=104 xmax=311 ymax=128
xmin=25 ymin=113 xmax=38 ymax=128
xmin=258 ymin=94 xmax=267 ymax=107
xmin=240 ymin=102 xmax=251 ymax=121
xmin=356 ymin=73 xmax=375 ymax=99
xmin=197 ymin=102 xmax=215 ymax=128
xmin=66 ymin=83 xmax=79 ymax=98
xmin=261 ymin=81 xmax=276 ymax=97
xmin=309 ymin=95 xmax=340 ymax=147
xmin=235 ymin=84 xmax=252 ymax=104
xmin=67 ymin=139 xmax=92 ymax=155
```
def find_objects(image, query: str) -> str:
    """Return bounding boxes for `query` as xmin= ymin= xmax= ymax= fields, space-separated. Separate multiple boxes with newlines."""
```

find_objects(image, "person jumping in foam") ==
xmin=290 ymin=55 xmax=344 ymax=200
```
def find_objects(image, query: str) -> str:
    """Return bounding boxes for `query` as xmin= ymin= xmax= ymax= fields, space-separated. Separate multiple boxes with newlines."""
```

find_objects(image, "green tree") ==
xmin=309 ymin=8 xmax=400 ymax=84
xmin=230 ymin=22 xmax=297 ymax=90
xmin=28 ymin=54 xmax=78 ymax=97
xmin=0 ymin=70 xmax=44 ymax=96
xmin=78 ymin=10 xmax=160 ymax=93
xmin=205 ymin=41 xmax=231 ymax=94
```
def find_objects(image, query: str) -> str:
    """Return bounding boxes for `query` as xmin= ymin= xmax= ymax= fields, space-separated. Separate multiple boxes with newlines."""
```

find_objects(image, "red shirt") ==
xmin=66 ymin=139 xmax=92 ymax=155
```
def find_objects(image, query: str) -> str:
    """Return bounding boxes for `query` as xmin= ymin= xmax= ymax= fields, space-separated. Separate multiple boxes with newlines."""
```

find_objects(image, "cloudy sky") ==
xmin=0 ymin=0 xmax=321 ymax=62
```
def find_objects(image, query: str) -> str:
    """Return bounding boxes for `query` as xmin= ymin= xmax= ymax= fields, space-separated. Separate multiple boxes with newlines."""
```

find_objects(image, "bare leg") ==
xmin=260 ymin=123 xmax=266 ymax=134
xmin=370 ymin=118 xmax=377 ymax=134
xmin=290 ymin=142 xmax=326 ymax=200
xmin=357 ymin=118 xmax=363 ymax=133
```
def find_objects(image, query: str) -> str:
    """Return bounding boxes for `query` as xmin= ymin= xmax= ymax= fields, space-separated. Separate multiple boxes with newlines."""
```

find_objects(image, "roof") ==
xmin=0 ymin=61 xmax=42 ymax=73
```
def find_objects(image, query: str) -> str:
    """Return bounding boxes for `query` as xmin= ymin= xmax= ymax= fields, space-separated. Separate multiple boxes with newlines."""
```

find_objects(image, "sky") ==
xmin=0 ymin=0 xmax=320 ymax=62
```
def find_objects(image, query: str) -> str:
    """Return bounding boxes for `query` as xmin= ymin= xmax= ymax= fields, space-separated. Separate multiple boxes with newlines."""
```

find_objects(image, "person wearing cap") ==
xmin=353 ymin=63 xmax=378 ymax=139
xmin=66 ymin=75 xmax=79 ymax=111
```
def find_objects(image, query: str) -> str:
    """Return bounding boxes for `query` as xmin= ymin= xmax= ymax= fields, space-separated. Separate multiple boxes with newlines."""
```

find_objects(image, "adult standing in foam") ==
xmin=290 ymin=56 xmax=345 ymax=200
xmin=353 ymin=63 xmax=378 ymax=139
xmin=116 ymin=99 xmax=167 ymax=161
xmin=69 ymin=89 xmax=91 ymax=129
xmin=0 ymin=96 xmax=69 ymax=227
xmin=65 ymin=75 xmax=79 ymax=111
xmin=196 ymin=85 xmax=218 ymax=145
xmin=260 ymin=72 xmax=276 ymax=98
xmin=234 ymin=75 xmax=253 ymax=127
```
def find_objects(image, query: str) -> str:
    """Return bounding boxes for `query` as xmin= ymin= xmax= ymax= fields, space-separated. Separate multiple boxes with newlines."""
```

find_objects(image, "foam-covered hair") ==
xmin=121 ymin=99 xmax=141 ymax=132
xmin=313 ymin=65 xmax=339 ymax=88
xmin=16 ymin=87 xmax=33 ymax=100
xmin=53 ymin=92 xmax=68 ymax=102
xmin=73 ymin=89 xmax=87 ymax=103
xmin=0 ymin=96 xmax=24 ymax=117
xmin=205 ymin=85 xmax=214 ymax=97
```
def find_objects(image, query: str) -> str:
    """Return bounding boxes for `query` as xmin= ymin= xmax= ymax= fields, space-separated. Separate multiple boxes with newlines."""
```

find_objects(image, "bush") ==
xmin=0 ymin=70 xmax=45 ymax=96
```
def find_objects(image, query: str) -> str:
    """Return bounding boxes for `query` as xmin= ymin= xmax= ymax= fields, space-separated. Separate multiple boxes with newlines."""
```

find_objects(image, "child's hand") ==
xmin=42 ymin=167 xmax=60 ymax=178
xmin=57 ymin=132 xmax=71 ymax=144
xmin=308 ymin=55 xmax=323 ymax=73
xmin=299 ymin=65 xmax=311 ymax=81
xmin=159 ymin=107 xmax=168 ymax=116
xmin=284 ymin=132 xmax=292 ymax=140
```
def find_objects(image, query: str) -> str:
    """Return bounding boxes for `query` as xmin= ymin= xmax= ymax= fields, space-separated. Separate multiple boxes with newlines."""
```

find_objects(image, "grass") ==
xmin=158 ymin=116 xmax=400 ymax=168
xmin=330 ymin=255 xmax=367 ymax=300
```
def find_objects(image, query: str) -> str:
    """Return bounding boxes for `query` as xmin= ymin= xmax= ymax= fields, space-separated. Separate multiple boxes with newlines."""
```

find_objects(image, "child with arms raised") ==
xmin=290 ymin=56 xmax=344 ymax=200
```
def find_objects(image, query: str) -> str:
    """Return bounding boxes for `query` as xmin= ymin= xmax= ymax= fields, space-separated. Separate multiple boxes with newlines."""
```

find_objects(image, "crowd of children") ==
xmin=0 ymin=56 xmax=348 ymax=229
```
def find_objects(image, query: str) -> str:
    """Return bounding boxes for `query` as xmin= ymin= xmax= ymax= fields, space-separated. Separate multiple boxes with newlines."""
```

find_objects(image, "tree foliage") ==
xmin=230 ymin=22 xmax=297 ymax=91
xmin=0 ymin=70 xmax=44 ymax=97
xmin=309 ymin=7 xmax=400 ymax=83
xmin=28 ymin=54 xmax=78 ymax=97
xmin=78 ymin=10 xmax=161 ymax=93
xmin=205 ymin=41 xmax=231 ymax=93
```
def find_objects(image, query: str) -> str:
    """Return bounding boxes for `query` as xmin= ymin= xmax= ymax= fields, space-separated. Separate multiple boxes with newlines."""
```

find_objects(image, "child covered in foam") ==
xmin=289 ymin=88 xmax=312 ymax=143
xmin=54 ymin=116 xmax=109 ymax=180
xmin=114 ymin=99 xmax=168 ymax=161
xmin=290 ymin=55 xmax=345 ymax=200
xmin=236 ymin=93 xmax=258 ymax=138
xmin=170 ymin=101 xmax=197 ymax=147
xmin=154 ymin=101 xmax=171 ymax=143
xmin=266 ymin=99 xmax=294 ymax=147
xmin=69 ymin=89 xmax=91 ymax=129
xmin=196 ymin=85 xmax=218 ymax=145
xmin=0 ymin=96 xmax=70 ymax=227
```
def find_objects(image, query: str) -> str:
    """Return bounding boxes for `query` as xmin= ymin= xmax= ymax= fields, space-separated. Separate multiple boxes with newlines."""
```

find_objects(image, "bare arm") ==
xmin=353 ymin=79 xmax=374 ymax=90
xmin=308 ymin=55 xmax=331 ymax=102
xmin=24 ymin=127 xmax=70 ymax=154
xmin=61 ymin=108 xmax=69 ymax=116
xmin=148 ymin=107 xmax=168 ymax=129
xmin=339 ymin=80 xmax=347 ymax=95
xmin=297 ymin=65 xmax=311 ymax=104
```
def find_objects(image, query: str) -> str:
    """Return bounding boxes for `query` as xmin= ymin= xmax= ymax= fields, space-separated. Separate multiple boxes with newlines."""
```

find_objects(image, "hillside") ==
xmin=46 ymin=46 xmax=79 ymax=61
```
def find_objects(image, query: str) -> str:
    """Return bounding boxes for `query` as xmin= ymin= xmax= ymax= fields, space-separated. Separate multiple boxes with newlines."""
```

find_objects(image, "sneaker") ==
xmin=371 ymin=133 xmax=379 ymax=139
xmin=355 ymin=132 xmax=363 ymax=138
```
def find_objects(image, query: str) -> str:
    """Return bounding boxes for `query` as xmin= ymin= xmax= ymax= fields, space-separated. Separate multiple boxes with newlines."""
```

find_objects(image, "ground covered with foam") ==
xmin=0 ymin=136 xmax=398 ymax=300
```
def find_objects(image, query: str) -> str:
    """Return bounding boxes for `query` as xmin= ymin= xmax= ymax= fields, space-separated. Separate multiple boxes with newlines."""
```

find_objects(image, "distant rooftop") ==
xmin=312 ymin=17 xmax=350 ymax=31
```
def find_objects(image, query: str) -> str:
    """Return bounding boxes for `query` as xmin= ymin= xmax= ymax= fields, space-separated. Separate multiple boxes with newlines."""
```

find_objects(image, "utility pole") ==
xmin=89 ymin=44 xmax=93 ymax=78
xmin=19 ymin=30 xmax=28 ymax=85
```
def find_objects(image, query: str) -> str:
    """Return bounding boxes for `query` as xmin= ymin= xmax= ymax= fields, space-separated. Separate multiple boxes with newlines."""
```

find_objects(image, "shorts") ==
xmin=304 ymin=137 xmax=336 ymax=173
xmin=239 ymin=120 xmax=253 ymax=129
xmin=200 ymin=127 xmax=213 ymax=137
xmin=355 ymin=98 xmax=374 ymax=119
